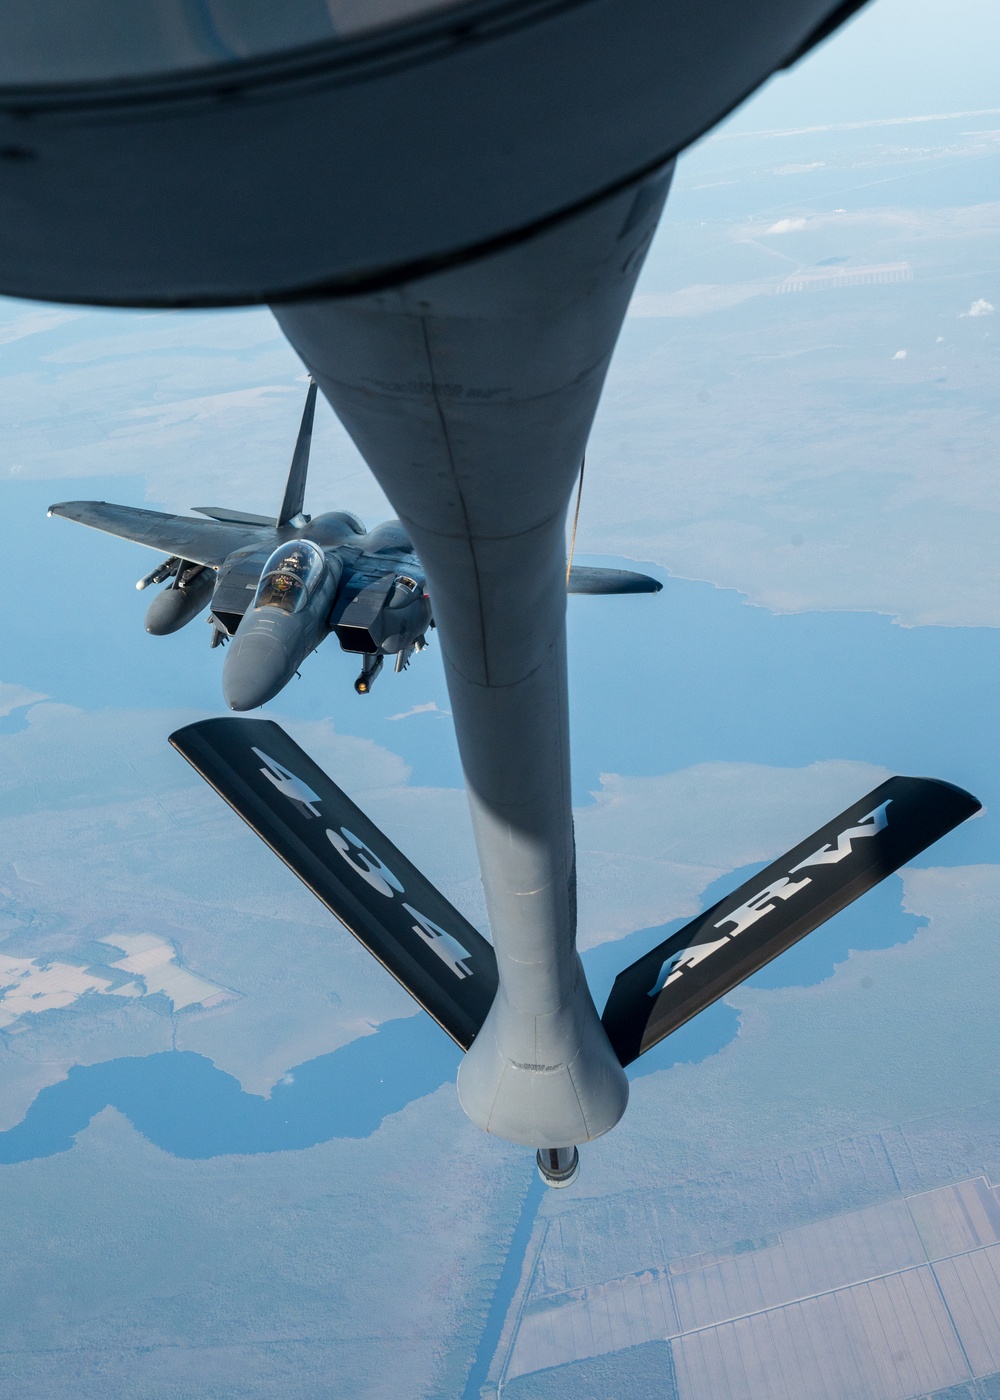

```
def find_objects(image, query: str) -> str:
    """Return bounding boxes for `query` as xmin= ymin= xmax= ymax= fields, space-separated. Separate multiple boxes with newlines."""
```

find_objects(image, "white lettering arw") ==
xmin=789 ymin=801 xmax=891 ymax=873
xmin=647 ymin=936 xmax=730 ymax=997
xmin=645 ymin=797 xmax=894 ymax=999
xmin=326 ymin=827 xmax=404 ymax=898
xmin=403 ymin=904 xmax=473 ymax=979
xmin=713 ymin=875 xmax=813 ymax=939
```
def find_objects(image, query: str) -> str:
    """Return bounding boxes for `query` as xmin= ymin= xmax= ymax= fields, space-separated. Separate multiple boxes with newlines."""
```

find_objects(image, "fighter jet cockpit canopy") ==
xmin=253 ymin=540 xmax=326 ymax=616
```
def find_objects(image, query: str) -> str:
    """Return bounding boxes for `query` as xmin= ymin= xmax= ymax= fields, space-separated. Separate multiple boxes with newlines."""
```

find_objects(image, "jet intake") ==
xmin=334 ymin=576 xmax=395 ymax=654
xmin=335 ymin=575 xmax=430 ymax=655
xmin=144 ymin=565 xmax=214 ymax=635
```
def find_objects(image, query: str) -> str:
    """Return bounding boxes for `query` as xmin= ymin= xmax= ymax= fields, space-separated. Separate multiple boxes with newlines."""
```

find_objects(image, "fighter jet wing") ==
xmin=567 ymin=565 xmax=662 ymax=594
xmin=170 ymin=717 xmax=498 ymax=1050
xmin=48 ymin=500 xmax=270 ymax=568
xmin=602 ymin=776 xmax=980 ymax=1066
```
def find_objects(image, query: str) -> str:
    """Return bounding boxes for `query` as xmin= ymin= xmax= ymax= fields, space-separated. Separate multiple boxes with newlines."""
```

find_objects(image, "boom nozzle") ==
xmin=536 ymin=1146 xmax=579 ymax=1188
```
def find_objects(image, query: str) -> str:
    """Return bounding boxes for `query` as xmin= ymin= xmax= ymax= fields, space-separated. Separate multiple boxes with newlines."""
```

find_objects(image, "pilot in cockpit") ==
xmin=253 ymin=540 xmax=325 ymax=615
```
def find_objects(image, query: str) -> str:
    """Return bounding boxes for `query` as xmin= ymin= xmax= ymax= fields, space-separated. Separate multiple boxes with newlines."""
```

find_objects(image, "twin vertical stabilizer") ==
xmin=276 ymin=378 xmax=317 ymax=528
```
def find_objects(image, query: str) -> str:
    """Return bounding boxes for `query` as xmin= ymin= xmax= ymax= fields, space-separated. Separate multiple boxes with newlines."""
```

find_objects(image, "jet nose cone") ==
xmin=222 ymin=629 xmax=293 ymax=711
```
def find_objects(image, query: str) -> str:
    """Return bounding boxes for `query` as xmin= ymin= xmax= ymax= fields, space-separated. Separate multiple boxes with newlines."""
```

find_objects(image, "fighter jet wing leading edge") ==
xmin=169 ymin=717 xmax=498 ymax=1050
xmin=602 ymin=776 xmax=981 ymax=1066
xmin=47 ymin=500 xmax=267 ymax=568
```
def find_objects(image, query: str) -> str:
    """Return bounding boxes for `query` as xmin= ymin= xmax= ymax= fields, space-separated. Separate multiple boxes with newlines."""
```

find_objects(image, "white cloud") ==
xmin=0 ymin=307 xmax=83 ymax=347
xmin=574 ymin=760 xmax=889 ymax=949
xmin=121 ymin=384 xmax=297 ymax=433
xmin=0 ymin=681 xmax=47 ymax=717
xmin=387 ymin=701 xmax=450 ymax=721
xmin=766 ymin=217 xmax=807 ymax=234
xmin=962 ymin=298 xmax=995 ymax=317
xmin=892 ymin=349 xmax=908 ymax=359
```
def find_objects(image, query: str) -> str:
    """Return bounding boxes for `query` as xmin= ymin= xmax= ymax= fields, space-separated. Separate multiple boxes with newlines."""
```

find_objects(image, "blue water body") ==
xmin=0 ymin=866 xmax=922 ymax=1166
xmin=0 ymin=1015 xmax=459 ymax=1165
xmin=566 ymin=558 xmax=997 ymax=867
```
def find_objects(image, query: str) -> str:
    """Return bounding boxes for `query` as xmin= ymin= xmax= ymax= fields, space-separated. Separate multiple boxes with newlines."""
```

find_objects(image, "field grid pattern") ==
xmin=502 ymin=1175 xmax=1000 ymax=1400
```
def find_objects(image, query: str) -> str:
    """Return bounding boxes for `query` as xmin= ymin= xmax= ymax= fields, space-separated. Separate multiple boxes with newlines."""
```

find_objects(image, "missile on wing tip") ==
xmin=137 ymin=557 xmax=180 ymax=591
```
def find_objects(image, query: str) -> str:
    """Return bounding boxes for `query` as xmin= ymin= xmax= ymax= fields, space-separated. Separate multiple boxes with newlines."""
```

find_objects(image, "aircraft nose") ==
xmin=222 ymin=629 xmax=293 ymax=711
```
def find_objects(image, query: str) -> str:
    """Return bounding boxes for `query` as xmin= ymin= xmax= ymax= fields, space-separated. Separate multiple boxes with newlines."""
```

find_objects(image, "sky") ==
xmin=0 ymin=2 xmax=997 ymax=1397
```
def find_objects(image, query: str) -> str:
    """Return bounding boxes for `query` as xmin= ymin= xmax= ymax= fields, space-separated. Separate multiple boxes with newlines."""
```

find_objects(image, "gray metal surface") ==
xmin=277 ymin=379 xmax=317 ymax=527
xmin=0 ymin=0 xmax=863 ymax=304
xmin=0 ymin=0 xmax=468 ymax=83
xmin=47 ymin=500 xmax=261 ymax=567
xmin=567 ymin=566 xmax=661 ymax=595
xmin=49 ymin=393 xmax=439 ymax=709
xmin=49 ymin=497 xmax=433 ymax=709
xmin=273 ymin=170 xmax=673 ymax=1146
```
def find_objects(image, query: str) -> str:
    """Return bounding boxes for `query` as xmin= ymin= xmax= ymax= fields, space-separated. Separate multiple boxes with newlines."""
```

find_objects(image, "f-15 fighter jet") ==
xmin=48 ymin=380 xmax=661 ymax=713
